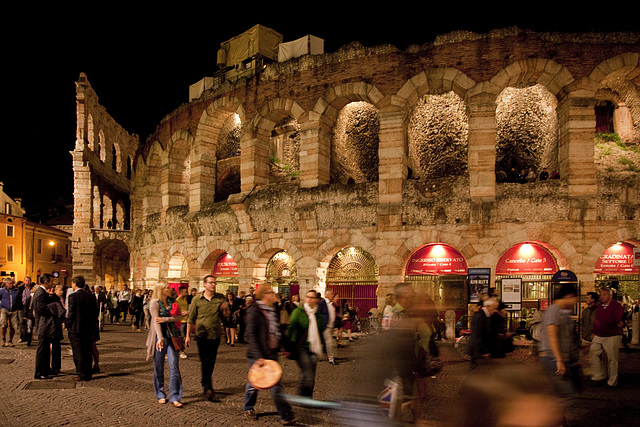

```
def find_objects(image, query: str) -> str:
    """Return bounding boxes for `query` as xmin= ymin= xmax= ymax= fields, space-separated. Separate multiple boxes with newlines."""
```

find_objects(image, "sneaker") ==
xmin=244 ymin=410 xmax=258 ymax=421
xmin=180 ymin=351 xmax=188 ymax=359
xmin=282 ymin=418 xmax=297 ymax=426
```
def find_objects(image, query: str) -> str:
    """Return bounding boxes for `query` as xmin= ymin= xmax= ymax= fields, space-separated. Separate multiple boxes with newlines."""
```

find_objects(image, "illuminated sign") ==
xmin=406 ymin=243 xmax=468 ymax=276
xmin=594 ymin=242 xmax=638 ymax=274
xmin=212 ymin=253 xmax=239 ymax=276
xmin=495 ymin=242 xmax=558 ymax=275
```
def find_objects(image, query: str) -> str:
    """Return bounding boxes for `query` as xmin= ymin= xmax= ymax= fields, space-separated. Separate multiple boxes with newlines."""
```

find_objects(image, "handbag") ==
xmin=168 ymin=327 xmax=185 ymax=352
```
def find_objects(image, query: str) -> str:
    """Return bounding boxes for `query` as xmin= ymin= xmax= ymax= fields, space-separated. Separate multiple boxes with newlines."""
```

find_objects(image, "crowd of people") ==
xmin=496 ymin=166 xmax=560 ymax=183
xmin=0 ymin=274 xmax=635 ymax=425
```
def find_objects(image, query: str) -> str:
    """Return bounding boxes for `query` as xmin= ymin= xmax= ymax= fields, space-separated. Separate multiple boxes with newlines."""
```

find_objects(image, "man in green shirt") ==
xmin=185 ymin=275 xmax=229 ymax=401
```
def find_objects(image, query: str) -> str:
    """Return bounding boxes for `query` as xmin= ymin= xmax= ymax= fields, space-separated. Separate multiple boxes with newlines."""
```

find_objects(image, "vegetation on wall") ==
xmin=594 ymin=132 xmax=640 ymax=173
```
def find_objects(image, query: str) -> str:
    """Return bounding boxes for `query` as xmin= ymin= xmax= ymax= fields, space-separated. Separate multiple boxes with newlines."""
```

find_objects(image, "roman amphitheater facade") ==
xmin=71 ymin=28 xmax=640 ymax=312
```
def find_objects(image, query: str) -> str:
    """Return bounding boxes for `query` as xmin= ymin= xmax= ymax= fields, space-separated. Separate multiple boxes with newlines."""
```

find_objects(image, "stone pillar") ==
xmin=378 ymin=109 xmax=407 ymax=205
xmin=299 ymin=112 xmax=331 ymax=188
xmin=71 ymin=150 xmax=96 ymax=288
xmin=241 ymin=124 xmax=270 ymax=192
xmin=467 ymin=94 xmax=498 ymax=202
xmin=556 ymin=96 xmax=598 ymax=197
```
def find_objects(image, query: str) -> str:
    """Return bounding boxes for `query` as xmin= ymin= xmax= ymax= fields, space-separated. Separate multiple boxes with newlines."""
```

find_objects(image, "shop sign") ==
xmin=406 ymin=244 xmax=468 ymax=276
xmin=552 ymin=270 xmax=578 ymax=282
xmin=212 ymin=253 xmax=239 ymax=276
xmin=468 ymin=268 xmax=491 ymax=303
xmin=594 ymin=242 xmax=638 ymax=274
xmin=495 ymin=243 xmax=558 ymax=275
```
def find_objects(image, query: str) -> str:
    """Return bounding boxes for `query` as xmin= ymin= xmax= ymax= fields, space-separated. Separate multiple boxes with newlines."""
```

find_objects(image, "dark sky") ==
xmin=3 ymin=5 xmax=638 ymax=220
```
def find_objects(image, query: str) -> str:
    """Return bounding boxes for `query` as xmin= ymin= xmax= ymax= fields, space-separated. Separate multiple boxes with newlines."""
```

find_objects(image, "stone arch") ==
xmin=197 ymin=239 xmax=244 ymax=283
xmin=98 ymin=130 xmax=106 ymax=162
xmin=145 ymin=254 xmax=160 ymax=288
xmin=87 ymin=114 xmax=95 ymax=151
xmin=163 ymin=129 xmax=194 ymax=209
xmin=112 ymin=142 xmax=122 ymax=172
xmin=490 ymin=58 xmax=575 ymax=97
xmin=249 ymin=237 xmax=303 ymax=285
xmin=192 ymin=97 xmax=245 ymax=209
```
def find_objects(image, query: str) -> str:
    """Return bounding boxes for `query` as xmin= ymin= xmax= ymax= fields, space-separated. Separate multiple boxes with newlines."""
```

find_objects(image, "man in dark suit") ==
xmin=467 ymin=298 xmax=498 ymax=370
xmin=33 ymin=273 xmax=56 ymax=379
xmin=66 ymin=276 xmax=98 ymax=381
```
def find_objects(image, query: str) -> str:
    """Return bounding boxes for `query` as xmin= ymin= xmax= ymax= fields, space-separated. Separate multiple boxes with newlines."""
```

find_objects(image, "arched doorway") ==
xmin=93 ymin=239 xmax=130 ymax=291
xmin=265 ymin=250 xmax=298 ymax=299
xmin=594 ymin=241 xmax=639 ymax=303
xmin=325 ymin=246 xmax=378 ymax=316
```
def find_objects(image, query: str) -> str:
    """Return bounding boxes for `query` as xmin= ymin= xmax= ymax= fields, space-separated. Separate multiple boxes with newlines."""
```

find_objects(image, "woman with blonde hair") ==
xmin=145 ymin=282 xmax=183 ymax=407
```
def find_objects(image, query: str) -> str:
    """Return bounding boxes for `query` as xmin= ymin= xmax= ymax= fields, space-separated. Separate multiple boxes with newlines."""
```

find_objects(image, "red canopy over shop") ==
xmin=594 ymin=242 xmax=638 ymax=275
xmin=212 ymin=253 xmax=238 ymax=276
xmin=406 ymin=243 xmax=468 ymax=276
xmin=495 ymin=242 xmax=558 ymax=275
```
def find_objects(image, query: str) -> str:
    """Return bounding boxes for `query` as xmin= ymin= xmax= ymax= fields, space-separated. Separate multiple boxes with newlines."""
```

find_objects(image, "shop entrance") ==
xmin=326 ymin=247 xmax=379 ymax=317
xmin=265 ymin=250 xmax=298 ymax=299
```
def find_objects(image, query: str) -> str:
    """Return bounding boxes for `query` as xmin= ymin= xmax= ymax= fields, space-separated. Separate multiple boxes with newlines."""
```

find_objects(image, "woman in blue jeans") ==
xmin=286 ymin=290 xmax=325 ymax=397
xmin=146 ymin=282 xmax=183 ymax=407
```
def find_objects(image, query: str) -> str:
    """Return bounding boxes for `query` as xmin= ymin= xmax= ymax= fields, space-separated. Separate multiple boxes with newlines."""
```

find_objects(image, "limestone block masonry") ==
xmin=72 ymin=27 xmax=640 ymax=308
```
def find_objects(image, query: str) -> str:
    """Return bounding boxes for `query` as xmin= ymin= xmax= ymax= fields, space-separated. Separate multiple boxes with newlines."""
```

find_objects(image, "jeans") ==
xmin=196 ymin=337 xmax=220 ymax=391
xmin=539 ymin=355 xmax=579 ymax=406
xmin=153 ymin=337 xmax=182 ymax=403
xmin=244 ymin=358 xmax=294 ymax=421
xmin=296 ymin=347 xmax=318 ymax=397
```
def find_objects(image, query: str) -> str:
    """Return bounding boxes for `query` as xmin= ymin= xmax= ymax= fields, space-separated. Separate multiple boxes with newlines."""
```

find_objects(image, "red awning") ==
xmin=406 ymin=244 xmax=468 ymax=276
xmin=495 ymin=242 xmax=558 ymax=275
xmin=594 ymin=242 xmax=638 ymax=275
xmin=212 ymin=253 xmax=238 ymax=276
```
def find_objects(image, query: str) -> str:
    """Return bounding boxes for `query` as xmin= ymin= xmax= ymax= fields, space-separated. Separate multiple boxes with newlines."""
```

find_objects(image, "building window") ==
xmin=7 ymin=245 xmax=14 ymax=262
xmin=37 ymin=239 xmax=42 ymax=254
xmin=6 ymin=225 xmax=14 ymax=237
xmin=4 ymin=203 xmax=11 ymax=215
xmin=65 ymin=244 xmax=70 ymax=258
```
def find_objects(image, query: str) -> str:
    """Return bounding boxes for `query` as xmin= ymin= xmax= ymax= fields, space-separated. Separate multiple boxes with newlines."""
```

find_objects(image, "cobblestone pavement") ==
xmin=0 ymin=324 xmax=638 ymax=426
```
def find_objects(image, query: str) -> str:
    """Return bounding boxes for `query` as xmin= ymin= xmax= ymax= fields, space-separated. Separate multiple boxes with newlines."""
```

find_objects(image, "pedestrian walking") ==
xmin=466 ymin=298 xmax=498 ymax=369
xmin=146 ymin=282 xmax=183 ymax=407
xmin=243 ymin=285 xmax=296 ymax=424
xmin=580 ymin=291 xmax=598 ymax=375
xmin=130 ymin=289 xmax=144 ymax=331
xmin=118 ymin=285 xmax=132 ymax=323
xmin=589 ymin=287 xmax=624 ymax=387
xmin=322 ymin=289 xmax=337 ymax=365
xmin=538 ymin=282 xmax=582 ymax=426
xmin=285 ymin=289 xmax=324 ymax=398
xmin=185 ymin=275 xmax=229 ymax=401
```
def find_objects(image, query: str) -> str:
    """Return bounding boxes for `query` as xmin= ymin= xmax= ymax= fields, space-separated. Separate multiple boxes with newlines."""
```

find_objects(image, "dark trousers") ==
xmin=196 ymin=337 xmax=220 ymax=391
xmin=118 ymin=302 xmax=129 ymax=321
xmin=35 ymin=335 xmax=60 ymax=377
xmin=296 ymin=347 xmax=318 ymax=397
xmin=68 ymin=331 xmax=93 ymax=380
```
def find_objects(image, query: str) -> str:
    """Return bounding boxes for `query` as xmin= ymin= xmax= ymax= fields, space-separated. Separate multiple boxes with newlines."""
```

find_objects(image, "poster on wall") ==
xmin=468 ymin=268 xmax=491 ymax=303
xmin=501 ymin=277 xmax=522 ymax=311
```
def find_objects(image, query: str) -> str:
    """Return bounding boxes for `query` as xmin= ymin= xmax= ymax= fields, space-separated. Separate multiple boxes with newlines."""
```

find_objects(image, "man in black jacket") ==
xmin=66 ymin=276 xmax=98 ymax=381
xmin=467 ymin=298 xmax=498 ymax=370
xmin=33 ymin=274 xmax=57 ymax=379
xmin=243 ymin=285 xmax=295 ymax=424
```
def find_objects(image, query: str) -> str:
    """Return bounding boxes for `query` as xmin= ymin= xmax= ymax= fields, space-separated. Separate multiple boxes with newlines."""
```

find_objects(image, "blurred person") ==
xmin=143 ymin=289 xmax=151 ymax=330
xmin=580 ymin=291 xmax=598 ymax=375
xmin=411 ymin=294 xmax=440 ymax=423
xmin=538 ymin=282 xmax=581 ymax=425
xmin=0 ymin=278 xmax=21 ymax=347
xmin=467 ymin=298 xmax=498 ymax=370
xmin=381 ymin=293 xmax=395 ymax=331
xmin=130 ymin=288 xmax=144 ymax=331
xmin=146 ymin=282 xmax=183 ymax=407
xmin=243 ymin=285 xmax=296 ymax=424
xmin=93 ymin=285 xmax=107 ymax=331
xmin=17 ymin=277 xmax=33 ymax=343
xmin=185 ymin=275 xmax=229 ymax=401
xmin=222 ymin=292 xmax=239 ymax=346
xmin=176 ymin=287 xmax=189 ymax=358
xmin=118 ymin=285 xmax=132 ymax=323
xmin=107 ymin=290 xmax=120 ymax=323
xmin=454 ymin=362 xmax=563 ymax=427
xmin=323 ymin=288 xmax=337 ymax=365
xmin=22 ymin=282 xmax=35 ymax=346
xmin=589 ymin=287 xmax=623 ymax=387
xmin=285 ymin=289 xmax=324 ymax=397
xmin=66 ymin=276 xmax=98 ymax=381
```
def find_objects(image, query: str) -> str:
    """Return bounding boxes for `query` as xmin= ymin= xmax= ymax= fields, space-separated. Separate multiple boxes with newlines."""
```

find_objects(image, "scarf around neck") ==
xmin=304 ymin=303 xmax=323 ymax=356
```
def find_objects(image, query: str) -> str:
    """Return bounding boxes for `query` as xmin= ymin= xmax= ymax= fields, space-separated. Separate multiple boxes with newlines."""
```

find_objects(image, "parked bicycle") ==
xmin=361 ymin=311 xmax=382 ymax=335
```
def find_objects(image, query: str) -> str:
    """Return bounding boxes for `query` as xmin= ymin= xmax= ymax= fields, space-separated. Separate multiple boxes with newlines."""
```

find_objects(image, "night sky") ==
xmin=4 ymin=5 xmax=638 ymax=221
